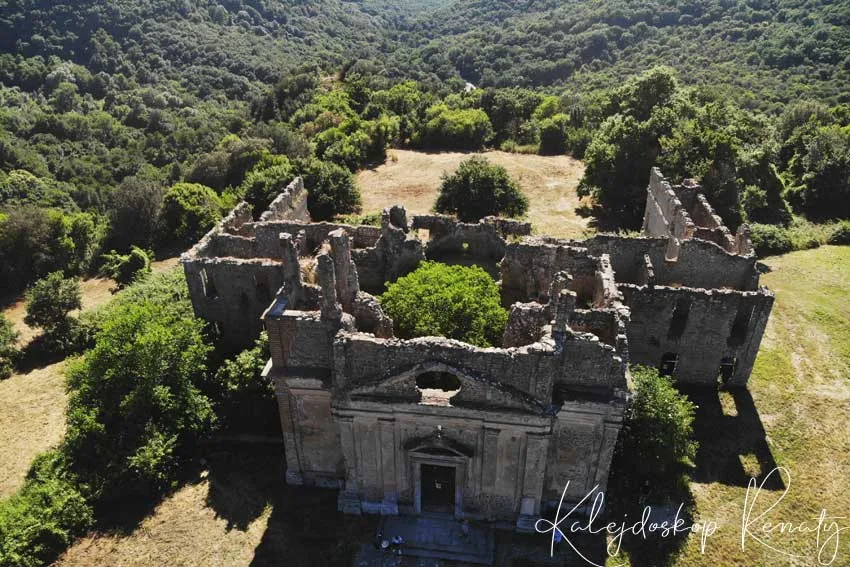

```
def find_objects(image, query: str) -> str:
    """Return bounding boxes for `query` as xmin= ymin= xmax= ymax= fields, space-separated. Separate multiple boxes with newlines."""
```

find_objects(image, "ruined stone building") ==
xmin=181 ymin=168 xmax=772 ymax=529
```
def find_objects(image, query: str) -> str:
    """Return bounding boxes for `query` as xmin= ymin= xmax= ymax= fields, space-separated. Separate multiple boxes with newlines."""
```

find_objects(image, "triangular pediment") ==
xmin=345 ymin=361 xmax=546 ymax=414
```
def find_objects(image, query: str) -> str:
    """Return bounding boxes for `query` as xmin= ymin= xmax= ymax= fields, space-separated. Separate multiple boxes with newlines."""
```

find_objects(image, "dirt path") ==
xmin=357 ymin=150 xmax=590 ymax=239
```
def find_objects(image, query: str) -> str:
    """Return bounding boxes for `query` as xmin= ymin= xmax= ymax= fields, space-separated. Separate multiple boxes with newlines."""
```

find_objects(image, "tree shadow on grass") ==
xmin=249 ymin=485 xmax=377 ymax=566
xmin=574 ymin=203 xmax=630 ymax=234
xmin=204 ymin=442 xmax=282 ymax=531
xmin=13 ymin=335 xmax=68 ymax=373
xmin=680 ymin=385 xmax=783 ymax=491
xmin=203 ymin=442 xmax=377 ymax=565
xmin=92 ymin=442 xmax=280 ymax=535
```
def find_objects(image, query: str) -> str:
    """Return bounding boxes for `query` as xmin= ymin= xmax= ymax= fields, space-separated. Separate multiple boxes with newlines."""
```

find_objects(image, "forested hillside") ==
xmin=395 ymin=0 xmax=850 ymax=113
xmin=0 ymin=0 xmax=849 ymax=297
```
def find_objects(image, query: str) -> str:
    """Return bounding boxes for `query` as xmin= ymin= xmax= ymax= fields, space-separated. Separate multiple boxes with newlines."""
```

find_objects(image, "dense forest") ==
xmin=0 ymin=0 xmax=849 ymax=296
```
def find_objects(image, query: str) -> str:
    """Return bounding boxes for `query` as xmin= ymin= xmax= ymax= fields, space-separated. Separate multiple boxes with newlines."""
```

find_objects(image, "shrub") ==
xmin=616 ymin=365 xmax=697 ymax=481
xmin=379 ymin=262 xmax=508 ymax=347
xmin=435 ymin=156 xmax=528 ymax=222
xmin=749 ymin=223 xmax=794 ymax=256
xmin=100 ymin=246 xmax=152 ymax=287
xmin=239 ymin=162 xmax=293 ymax=214
xmin=0 ymin=314 xmax=18 ymax=379
xmin=337 ymin=212 xmax=382 ymax=227
xmin=0 ymin=452 xmax=92 ymax=567
xmin=24 ymin=272 xmax=81 ymax=339
xmin=161 ymin=182 xmax=223 ymax=243
xmin=827 ymin=220 xmax=850 ymax=245
xmin=295 ymin=158 xmax=361 ymax=221
xmin=64 ymin=298 xmax=215 ymax=503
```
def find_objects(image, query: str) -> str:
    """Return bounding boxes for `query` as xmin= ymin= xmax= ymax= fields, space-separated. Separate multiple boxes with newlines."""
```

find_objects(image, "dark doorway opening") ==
xmin=420 ymin=464 xmax=455 ymax=514
xmin=660 ymin=352 xmax=679 ymax=377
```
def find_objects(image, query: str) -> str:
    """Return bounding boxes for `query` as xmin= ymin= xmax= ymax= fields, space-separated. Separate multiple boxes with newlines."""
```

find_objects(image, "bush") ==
xmin=827 ymin=220 xmax=850 ymax=245
xmin=0 ymin=314 xmax=18 ymax=379
xmin=420 ymin=104 xmax=493 ymax=150
xmin=64 ymin=297 xmax=215 ymax=504
xmin=379 ymin=262 xmax=508 ymax=347
xmin=0 ymin=452 xmax=92 ymax=567
xmin=337 ymin=212 xmax=382 ymax=227
xmin=100 ymin=246 xmax=152 ymax=287
xmin=616 ymin=366 xmax=697 ymax=481
xmin=161 ymin=182 xmax=223 ymax=243
xmin=295 ymin=158 xmax=362 ymax=221
xmin=749 ymin=223 xmax=794 ymax=256
xmin=24 ymin=272 xmax=81 ymax=339
xmin=435 ymin=156 xmax=528 ymax=222
xmin=239 ymin=162 xmax=293 ymax=214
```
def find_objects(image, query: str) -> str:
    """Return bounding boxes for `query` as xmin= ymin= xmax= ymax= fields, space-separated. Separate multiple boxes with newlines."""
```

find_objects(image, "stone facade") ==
xmin=182 ymin=168 xmax=773 ymax=528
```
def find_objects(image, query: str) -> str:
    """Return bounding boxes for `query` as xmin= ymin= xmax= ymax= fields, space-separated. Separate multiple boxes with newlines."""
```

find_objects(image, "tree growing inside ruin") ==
xmin=379 ymin=261 xmax=508 ymax=348
xmin=615 ymin=365 xmax=697 ymax=482
xmin=434 ymin=156 xmax=528 ymax=222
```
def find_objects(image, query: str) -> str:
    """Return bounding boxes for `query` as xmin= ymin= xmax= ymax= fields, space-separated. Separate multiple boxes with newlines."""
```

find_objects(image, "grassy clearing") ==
xmin=356 ymin=149 xmax=591 ymax=239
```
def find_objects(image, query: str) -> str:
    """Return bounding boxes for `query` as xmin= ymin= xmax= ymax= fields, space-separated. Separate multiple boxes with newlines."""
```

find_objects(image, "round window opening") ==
xmin=415 ymin=371 xmax=462 ymax=407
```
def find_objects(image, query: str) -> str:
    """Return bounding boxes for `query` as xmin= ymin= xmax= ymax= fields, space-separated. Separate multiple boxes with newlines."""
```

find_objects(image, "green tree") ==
xmin=211 ymin=332 xmax=277 ymax=433
xmin=579 ymin=68 xmax=682 ymax=227
xmin=616 ymin=365 xmax=697 ymax=481
xmin=295 ymin=158 xmax=361 ymax=221
xmin=380 ymin=262 xmax=508 ymax=348
xmin=107 ymin=176 xmax=163 ymax=251
xmin=161 ymin=182 xmax=223 ymax=243
xmin=420 ymin=104 xmax=493 ymax=150
xmin=0 ymin=313 xmax=18 ymax=379
xmin=537 ymin=113 xmax=570 ymax=155
xmin=479 ymin=87 xmax=544 ymax=144
xmin=0 ymin=208 xmax=102 ymax=293
xmin=787 ymin=125 xmax=850 ymax=220
xmin=239 ymin=162 xmax=294 ymax=213
xmin=24 ymin=272 xmax=82 ymax=337
xmin=435 ymin=156 xmax=528 ymax=222
xmin=64 ymin=300 xmax=215 ymax=503
xmin=100 ymin=246 xmax=152 ymax=287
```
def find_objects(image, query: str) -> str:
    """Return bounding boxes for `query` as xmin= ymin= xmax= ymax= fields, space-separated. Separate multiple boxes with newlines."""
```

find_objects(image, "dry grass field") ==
xmin=356 ymin=149 xmax=591 ymax=239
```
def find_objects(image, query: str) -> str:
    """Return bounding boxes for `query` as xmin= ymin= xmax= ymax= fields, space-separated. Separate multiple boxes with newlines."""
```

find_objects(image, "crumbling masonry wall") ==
xmin=181 ymin=178 xmax=310 ymax=351
xmin=619 ymin=284 xmax=773 ymax=386
xmin=182 ymin=166 xmax=773 ymax=529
